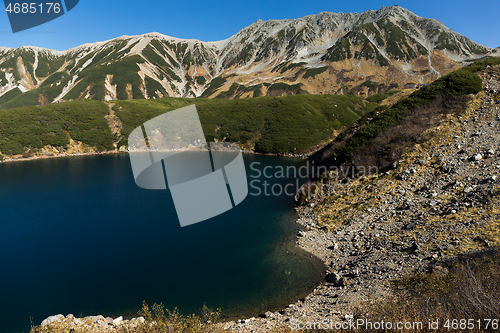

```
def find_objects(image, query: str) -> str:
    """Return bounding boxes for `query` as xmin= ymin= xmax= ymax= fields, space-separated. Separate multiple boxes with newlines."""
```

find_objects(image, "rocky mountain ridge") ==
xmin=0 ymin=6 xmax=496 ymax=108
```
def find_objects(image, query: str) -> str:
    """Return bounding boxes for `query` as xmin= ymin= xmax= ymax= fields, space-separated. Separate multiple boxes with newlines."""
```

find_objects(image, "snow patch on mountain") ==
xmin=104 ymin=74 xmax=117 ymax=101
xmin=53 ymin=75 xmax=79 ymax=102
xmin=0 ymin=72 xmax=18 ymax=95
xmin=129 ymin=37 xmax=151 ymax=56
xmin=32 ymin=49 xmax=41 ymax=85
xmin=81 ymin=57 xmax=95 ymax=71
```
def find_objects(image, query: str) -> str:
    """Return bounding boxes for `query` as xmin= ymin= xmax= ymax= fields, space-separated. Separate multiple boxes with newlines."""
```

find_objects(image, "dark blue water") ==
xmin=0 ymin=154 xmax=323 ymax=332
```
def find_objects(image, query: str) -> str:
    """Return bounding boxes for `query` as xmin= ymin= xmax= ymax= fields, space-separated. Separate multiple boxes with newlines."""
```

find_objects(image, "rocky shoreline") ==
xmin=1 ymin=148 xmax=308 ymax=164
xmin=0 ymin=149 xmax=124 ymax=163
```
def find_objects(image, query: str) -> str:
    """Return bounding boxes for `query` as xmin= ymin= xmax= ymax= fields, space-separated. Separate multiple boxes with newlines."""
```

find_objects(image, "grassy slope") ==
xmin=0 ymin=95 xmax=378 ymax=158
xmin=114 ymin=94 xmax=376 ymax=154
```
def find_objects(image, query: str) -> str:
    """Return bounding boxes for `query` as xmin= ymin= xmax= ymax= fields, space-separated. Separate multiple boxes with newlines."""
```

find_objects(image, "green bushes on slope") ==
xmin=0 ymin=93 xmax=378 ymax=157
xmin=303 ymin=66 xmax=329 ymax=79
xmin=0 ymin=100 xmax=114 ymax=155
xmin=334 ymin=58 xmax=499 ymax=164
xmin=365 ymin=89 xmax=401 ymax=103
xmin=113 ymin=94 xmax=377 ymax=154
xmin=0 ymin=88 xmax=23 ymax=107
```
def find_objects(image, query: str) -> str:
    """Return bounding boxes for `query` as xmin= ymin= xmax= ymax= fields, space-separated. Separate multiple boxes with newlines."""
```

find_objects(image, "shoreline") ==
xmin=0 ymin=132 xmax=335 ymax=164
xmin=0 ymin=150 xmax=125 ymax=163
xmin=216 ymin=222 xmax=327 ymax=323
xmin=0 ymin=148 xmax=311 ymax=164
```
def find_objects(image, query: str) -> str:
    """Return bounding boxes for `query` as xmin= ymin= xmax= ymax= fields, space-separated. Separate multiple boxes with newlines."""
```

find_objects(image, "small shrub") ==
xmin=137 ymin=301 xmax=222 ymax=332
xmin=334 ymin=132 xmax=346 ymax=142
xmin=366 ymin=93 xmax=389 ymax=103
xmin=303 ymin=66 xmax=329 ymax=79
xmin=195 ymin=76 xmax=207 ymax=85
xmin=360 ymin=80 xmax=377 ymax=91
xmin=444 ymin=70 xmax=482 ymax=95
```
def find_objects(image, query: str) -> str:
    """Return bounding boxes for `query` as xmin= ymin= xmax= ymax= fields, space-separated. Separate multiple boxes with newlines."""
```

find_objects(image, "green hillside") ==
xmin=0 ymin=100 xmax=115 ymax=156
xmin=0 ymin=94 xmax=378 ymax=158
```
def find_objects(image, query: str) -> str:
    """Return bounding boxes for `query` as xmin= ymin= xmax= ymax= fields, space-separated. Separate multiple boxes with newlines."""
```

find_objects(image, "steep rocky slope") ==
xmin=0 ymin=6 xmax=496 ymax=108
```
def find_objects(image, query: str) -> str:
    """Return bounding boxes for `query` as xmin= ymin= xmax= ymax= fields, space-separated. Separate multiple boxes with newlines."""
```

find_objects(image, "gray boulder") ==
xmin=41 ymin=314 xmax=64 ymax=326
xmin=325 ymin=272 xmax=341 ymax=284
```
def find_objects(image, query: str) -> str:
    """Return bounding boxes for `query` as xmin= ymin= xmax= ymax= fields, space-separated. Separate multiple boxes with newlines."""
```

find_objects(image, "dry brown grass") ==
xmin=357 ymin=248 xmax=500 ymax=333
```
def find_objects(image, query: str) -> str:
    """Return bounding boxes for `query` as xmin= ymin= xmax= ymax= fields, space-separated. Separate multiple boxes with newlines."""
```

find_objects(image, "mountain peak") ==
xmin=0 ymin=7 xmax=495 ymax=106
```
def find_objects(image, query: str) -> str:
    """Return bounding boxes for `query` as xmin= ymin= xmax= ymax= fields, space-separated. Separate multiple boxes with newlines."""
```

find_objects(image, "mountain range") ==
xmin=0 ymin=5 xmax=497 ymax=108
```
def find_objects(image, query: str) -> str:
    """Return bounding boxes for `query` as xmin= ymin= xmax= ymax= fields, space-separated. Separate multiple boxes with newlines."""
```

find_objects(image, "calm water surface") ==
xmin=0 ymin=154 xmax=323 ymax=332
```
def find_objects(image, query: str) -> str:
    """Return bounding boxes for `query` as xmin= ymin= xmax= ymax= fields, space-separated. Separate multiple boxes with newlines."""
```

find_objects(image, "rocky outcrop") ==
xmin=40 ymin=314 xmax=145 ymax=331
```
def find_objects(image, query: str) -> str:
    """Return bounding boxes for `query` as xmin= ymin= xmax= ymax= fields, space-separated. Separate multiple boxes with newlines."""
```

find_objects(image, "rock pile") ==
xmin=40 ymin=314 xmax=145 ymax=331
